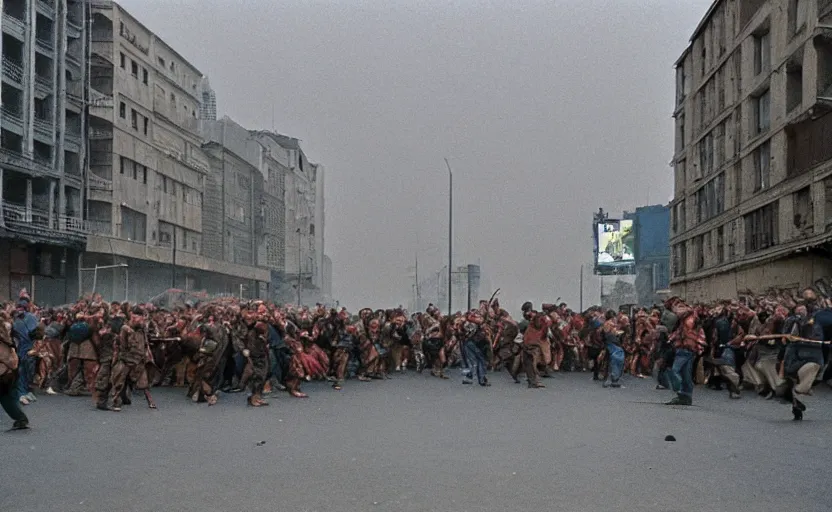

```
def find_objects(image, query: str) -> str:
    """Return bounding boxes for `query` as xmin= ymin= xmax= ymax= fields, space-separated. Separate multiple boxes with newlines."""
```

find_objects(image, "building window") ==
xmin=143 ymin=117 xmax=149 ymax=135
xmin=696 ymin=173 xmax=725 ymax=223
xmin=120 ymin=52 xmax=126 ymax=69
xmin=132 ymin=164 xmax=138 ymax=180
xmin=753 ymin=89 xmax=770 ymax=135
xmin=676 ymin=64 xmax=687 ymax=105
xmin=716 ymin=226 xmax=725 ymax=264
xmin=745 ymin=202 xmax=778 ymax=253
xmin=790 ymin=0 xmax=808 ymax=35
xmin=142 ymin=167 xmax=147 ymax=184
xmin=120 ymin=156 xmax=126 ymax=174
xmin=754 ymin=140 xmax=771 ymax=191
xmin=131 ymin=109 xmax=138 ymax=130
xmin=676 ymin=114 xmax=685 ymax=150
xmin=786 ymin=62 xmax=803 ymax=112
xmin=131 ymin=60 xmax=138 ymax=77
xmin=673 ymin=241 xmax=687 ymax=277
xmin=162 ymin=176 xmax=167 ymax=193
xmin=170 ymin=92 xmax=176 ymax=104
xmin=142 ymin=67 xmax=148 ymax=85
xmin=754 ymin=30 xmax=770 ymax=75
xmin=699 ymin=131 xmax=714 ymax=177
xmin=119 ymin=101 xmax=126 ymax=118
xmin=170 ymin=61 xmax=175 ymax=72
xmin=793 ymin=186 xmax=813 ymax=235
xmin=120 ymin=207 xmax=147 ymax=242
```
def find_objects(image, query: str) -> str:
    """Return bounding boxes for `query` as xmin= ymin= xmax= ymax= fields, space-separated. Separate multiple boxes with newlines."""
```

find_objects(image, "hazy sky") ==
xmin=120 ymin=0 xmax=712 ymax=311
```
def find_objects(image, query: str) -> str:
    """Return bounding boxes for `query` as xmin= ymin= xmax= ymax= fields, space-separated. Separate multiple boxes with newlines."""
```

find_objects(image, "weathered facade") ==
xmin=251 ymin=131 xmax=328 ymax=304
xmin=671 ymin=0 xmax=832 ymax=301
xmin=0 ymin=0 xmax=88 ymax=305
xmin=84 ymin=1 xmax=268 ymax=302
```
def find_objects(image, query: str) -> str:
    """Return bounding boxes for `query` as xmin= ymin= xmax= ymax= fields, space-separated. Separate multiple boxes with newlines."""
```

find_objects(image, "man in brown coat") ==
xmin=109 ymin=309 xmax=156 ymax=411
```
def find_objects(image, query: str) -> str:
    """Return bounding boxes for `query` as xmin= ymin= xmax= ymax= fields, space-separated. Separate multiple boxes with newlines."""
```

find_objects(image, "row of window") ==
xmin=119 ymin=155 xmax=147 ymax=184
xmin=119 ymin=52 xmax=149 ymax=85
xmin=118 ymin=101 xmax=149 ymax=135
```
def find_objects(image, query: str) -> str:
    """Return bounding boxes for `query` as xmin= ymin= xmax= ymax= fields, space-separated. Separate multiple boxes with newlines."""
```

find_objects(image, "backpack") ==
xmin=67 ymin=322 xmax=90 ymax=343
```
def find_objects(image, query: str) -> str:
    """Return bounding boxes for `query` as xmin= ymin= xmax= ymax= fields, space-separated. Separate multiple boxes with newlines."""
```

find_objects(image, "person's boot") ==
xmin=792 ymin=406 xmax=804 ymax=421
xmin=666 ymin=394 xmax=691 ymax=406
xmin=12 ymin=418 xmax=29 ymax=430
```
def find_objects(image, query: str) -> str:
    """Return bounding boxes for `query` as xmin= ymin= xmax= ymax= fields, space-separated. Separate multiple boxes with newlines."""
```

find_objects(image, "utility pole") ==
xmin=579 ymin=264 xmax=584 ymax=312
xmin=296 ymin=228 xmax=302 ymax=307
xmin=414 ymin=252 xmax=421 ymax=311
xmin=445 ymin=158 xmax=453 ymax=315
xmin=171 ymin=228 xmax=177 ymax=289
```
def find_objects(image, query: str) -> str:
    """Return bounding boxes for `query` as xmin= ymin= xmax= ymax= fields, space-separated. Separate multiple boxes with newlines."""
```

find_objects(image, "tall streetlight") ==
xmin=445 ymin=158 xmax=453 ymax=315
xmin=296 ymin=227 xmax=302 ymax=307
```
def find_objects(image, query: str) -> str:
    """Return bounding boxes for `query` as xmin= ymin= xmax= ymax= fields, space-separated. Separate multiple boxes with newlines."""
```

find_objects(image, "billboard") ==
xmin=595 ymin=219 xmax=634 ymax=273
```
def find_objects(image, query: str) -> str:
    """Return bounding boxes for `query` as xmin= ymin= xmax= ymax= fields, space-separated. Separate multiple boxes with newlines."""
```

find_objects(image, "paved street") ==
xmin=3 ymin=372 xmax=832 ymax=512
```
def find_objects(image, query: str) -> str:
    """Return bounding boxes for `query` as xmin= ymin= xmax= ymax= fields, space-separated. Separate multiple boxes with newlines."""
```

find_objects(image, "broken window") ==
xmin=754 ymin=30 xmax=770 ymax=75
xmin=754 ymin=140 xmax=771 ymax=191
xmin=753 ymin=89 xmax=770 ymax=135
xmin=744 ymin=202 xmax=778 ymax=253
xmin=793 ymin=186 xmax=813 ymax=235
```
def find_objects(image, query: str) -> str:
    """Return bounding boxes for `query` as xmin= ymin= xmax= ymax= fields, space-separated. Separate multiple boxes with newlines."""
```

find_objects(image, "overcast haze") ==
xmin=120 ymin=0 xmax=712 ymax=311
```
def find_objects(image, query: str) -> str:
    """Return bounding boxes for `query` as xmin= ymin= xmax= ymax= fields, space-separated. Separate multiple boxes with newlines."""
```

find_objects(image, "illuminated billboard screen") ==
xmin=596 ymin=219 xmax=634 ymax=271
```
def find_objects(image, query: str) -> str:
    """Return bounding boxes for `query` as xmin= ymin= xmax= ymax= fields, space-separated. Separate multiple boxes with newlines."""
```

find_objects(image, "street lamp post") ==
xmin=296 ymin=228 xmax=302 ymax=307
xmin=445 ymin=158 xmax=453 ymax=315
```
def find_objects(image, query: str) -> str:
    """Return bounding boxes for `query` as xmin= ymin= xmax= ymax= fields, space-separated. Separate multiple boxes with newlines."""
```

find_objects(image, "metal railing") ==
xmin=37 ymin=0 xmax=55 ymax=17
xmin=88 ymin=173 xmax=113 ymax=191
xmin=2 ymin=57 xmax=24 ymax=83
xmin=4 ymin=13 xmax=25 ymax=33
xmin=65 ymin=52 xmax=81 ymax=70
xmin=33 ymin=116 xmax=54 ymax=136
xmin=90 ymin=89 xmax=114 ymax=107
xmin=1 ymin=200 xmax=88 ymax=235
xmin=35 ymin=37 xmax=53 ymax=54
xmin=35 ymin=75 xmax=53 ymax=93
xmin=1 ymin=106 xmax=23 ymax=123
xmin=89 ymin=127 xmax=112 ymax=139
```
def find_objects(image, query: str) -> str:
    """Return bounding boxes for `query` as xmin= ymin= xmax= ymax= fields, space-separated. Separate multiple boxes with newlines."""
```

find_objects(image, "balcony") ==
xmin=2 ymin=13 xmax=26 ymax=40
xmin=35 ymin=37 xmax=53 ymax=55
xmin=89 ymin=127 xmax=112 ymax=140
xmin=0 ymin=201 xmax=88 ymax=245
xmin=2 ymin=57 xmax=24 ymax=86
xmin=33 ymin=116 xmax=54 ymax=138
xmin=35 ymin=75 xmax=53 ymax=97
xmin=1 ymin=106 xmax=24 ymax=133
xmin=36 ymin=0 xmax=55 ymax=18
xmin=65 ymin=52 xmax=81 ymax=73
xmin=66 ymin=18 xmax=82 ymax=39
xmin=88 ymin=173 xmax=113 ymax=191
xmin=90 ymin=89 xmax=113 ymax=108
xmin=0 ymin=148 xmax=58 ymax=179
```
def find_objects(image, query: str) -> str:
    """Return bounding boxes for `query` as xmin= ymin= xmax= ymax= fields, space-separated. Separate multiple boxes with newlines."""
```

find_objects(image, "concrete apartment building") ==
xmin=671 ymin=0 xmax=832 ymax=301
xmin=0 ymin=0 xmax=88 ymax=305
xmin=84 ymin=1 xmax=268 ymax=301
xmin=252 ymin=130 xmax=328 ymax=304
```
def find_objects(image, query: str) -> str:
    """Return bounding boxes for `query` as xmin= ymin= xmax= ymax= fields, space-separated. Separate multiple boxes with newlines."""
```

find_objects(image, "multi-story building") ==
xmin=200 ymin=116 xmax=271 ymax=298
xmin=198 ymin=76 xmax=215 ymax=121
xmin=252 ymin=130 xmax=328 ymax=304
xmin=0 ymin=0 xmax=89 ymax=305
xmin=671 ymin=0 xmax=832 ymax=301
xmin=84 ymin=1 xmax=268 ymax=301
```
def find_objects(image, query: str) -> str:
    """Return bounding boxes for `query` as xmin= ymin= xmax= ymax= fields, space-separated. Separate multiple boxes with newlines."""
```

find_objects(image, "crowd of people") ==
xmin=1 ymin=285 xmax=830 ymax=430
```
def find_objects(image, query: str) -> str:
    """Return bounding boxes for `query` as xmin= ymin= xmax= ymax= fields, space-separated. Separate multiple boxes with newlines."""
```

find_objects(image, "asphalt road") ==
xmin=3 ymin=371 xmax=832 ymax=512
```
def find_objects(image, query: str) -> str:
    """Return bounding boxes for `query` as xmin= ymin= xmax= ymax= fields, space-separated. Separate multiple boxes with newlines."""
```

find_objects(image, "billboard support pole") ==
xmin=579 ymin=264 xmax=583 ymax=312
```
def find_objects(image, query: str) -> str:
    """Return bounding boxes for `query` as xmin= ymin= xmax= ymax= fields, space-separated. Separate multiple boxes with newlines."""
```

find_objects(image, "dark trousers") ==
xmin=1 ymin=377 xmax=29 ymax=425
xmin=463 ymin=341 xmax=488 ymax=385
xmin=16 ymin=354 xmax=34 ymax=396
